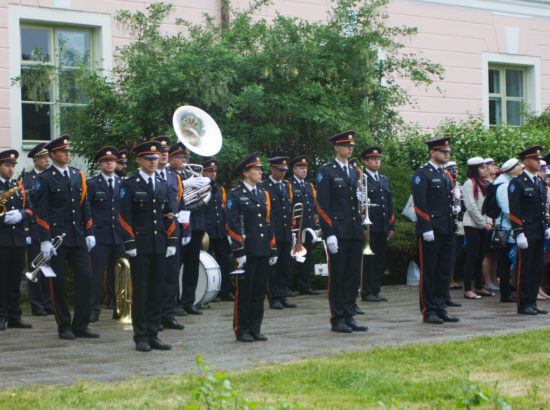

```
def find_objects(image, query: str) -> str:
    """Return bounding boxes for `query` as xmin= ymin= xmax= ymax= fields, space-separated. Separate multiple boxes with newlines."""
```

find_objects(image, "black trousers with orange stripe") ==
xmin=234 ymin=255 xmax=268 ymax=336
xmin=517 ymin=237 xmax=544 ymax=311
xmin=0 ymin=246 xmax=25 ymax=320
xmin=49 ymin=245 xmax=92 ymax=333
xmin=90 ymin=243 xmax=124 ymax=315
xmin=267 ymin=240 xmax=291 ymax=304
xmin=26 ymin=241 xmax=52 ymax=313
xmin=361 ymin=232 xmax=388 ymax=297
xmin=418 ymin=233 xmax=453 ymax=318
xmin=328 ymin=238 xmax=364 ymax=326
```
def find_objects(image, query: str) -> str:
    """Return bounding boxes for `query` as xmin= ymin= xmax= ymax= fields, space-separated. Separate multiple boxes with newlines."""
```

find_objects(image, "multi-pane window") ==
xmin=20 ymin=25 xmax=92 ymax=141
xmin=488 ymin=66 xmax=526 ymax=126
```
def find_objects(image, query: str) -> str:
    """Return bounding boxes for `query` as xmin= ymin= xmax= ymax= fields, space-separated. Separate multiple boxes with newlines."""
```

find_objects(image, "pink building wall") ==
xmin=2 ymin=0 xmax=550 ymax=153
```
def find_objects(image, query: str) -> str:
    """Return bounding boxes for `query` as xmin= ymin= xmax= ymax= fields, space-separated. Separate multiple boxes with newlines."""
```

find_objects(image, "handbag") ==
xmin=490 ymin=215 xmax=510 ymax=250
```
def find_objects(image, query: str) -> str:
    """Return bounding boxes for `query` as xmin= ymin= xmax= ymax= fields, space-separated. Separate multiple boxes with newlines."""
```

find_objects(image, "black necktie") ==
xmin=375 ymin=173 xmax=379 ymax=182
xmin=4 ymin=180 xmax=9 ymax=190
xmin=64 ymin=170 xmax=70 ymax=181
xmin=148 ymin=176 xmax=153 ymax=191
xmin=300 ymin=181 xmax=305 ymax=190
xmin=252 ymin=188 xmax=257 ymax=197
xmin=343 ymin=166 xmax=348 ymax=177
xmin=108 ymin=178 xmax=114 ymax=194
xmin=158 ymin=170 xmax=165 ymax=181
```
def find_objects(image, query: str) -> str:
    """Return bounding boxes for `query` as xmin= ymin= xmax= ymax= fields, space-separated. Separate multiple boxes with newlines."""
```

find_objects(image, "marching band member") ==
xmin=87 ymin=147 xmax=124 ymax=322
xmin=316 ymin=131 xmax=367 ymax=333
xmin=118 ymin=140 xmax=177 ymax=351
xmin=226 ymin=152 xmax=277 ymax=342
xmin=0 ymin=149 xmax=32 ymax=331
xmin=35 ymin=135 xmax=99 ymax=339
xmin=115 ymin=150 xmax=128 ymax=178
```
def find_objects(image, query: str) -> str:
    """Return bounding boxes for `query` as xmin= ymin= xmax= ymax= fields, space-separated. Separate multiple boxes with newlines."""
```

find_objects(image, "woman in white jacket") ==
xmin=462 ymin=157 xmax=493 ymax=299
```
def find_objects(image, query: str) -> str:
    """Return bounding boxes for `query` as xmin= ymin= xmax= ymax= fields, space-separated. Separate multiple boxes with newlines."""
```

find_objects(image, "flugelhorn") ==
xmin=25 ymin=233 xmax=66 ymax=282
xmin=360 ymin=169 xmax=375 ymax=256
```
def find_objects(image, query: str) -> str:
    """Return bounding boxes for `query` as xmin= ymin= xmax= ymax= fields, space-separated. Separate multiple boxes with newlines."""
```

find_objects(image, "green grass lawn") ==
xmin=2 ymin=329 xmax=549 ymax=409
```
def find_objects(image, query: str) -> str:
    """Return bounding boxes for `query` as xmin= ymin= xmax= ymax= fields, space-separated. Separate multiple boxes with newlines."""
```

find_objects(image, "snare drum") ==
xmin=194 ymin=251 xmax=222 ymax=306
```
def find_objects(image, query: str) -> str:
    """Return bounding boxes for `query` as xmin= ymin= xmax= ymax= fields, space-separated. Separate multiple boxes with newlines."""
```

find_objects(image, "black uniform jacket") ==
xmin=0 ymin=179 xmax=31 ymax=247
xmin=163 ymin=168 xmax=191 ymax=239
xmin=287 ymin=177 xmax=317 ymax=230
xmin=87 ymin=174 xmax=123 ymax=245
xmin=509 ymin=172 xmax=547 ymax=240
xmin=118 ymin=170 xmax=177 ymax=255
xmin=258 ymin=178 xmax=292 ymax=242
xmin=315 ymin=161 xmax=364 ymax=240
xmin=411 ymin=162 xmax=454 ymax=236
xmin=35 ymin=166 xmax=94 ymax=247
xmin=22 ymin=170 xmax=40 ymax=242
xmin=205 ymin=182 xmax=227 ymax=240
xmin=364 ymin=171 xmax=395 ymax=233
xmin=225 ymin=183 xmax=277 ymax=259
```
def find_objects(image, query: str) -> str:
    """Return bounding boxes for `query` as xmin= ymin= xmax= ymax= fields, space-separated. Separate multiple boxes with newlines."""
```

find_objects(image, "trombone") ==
xmin=360 ymin=169 xmax=375 ymax=256
xmin=290 ymin=203 xmax=307 ymax=260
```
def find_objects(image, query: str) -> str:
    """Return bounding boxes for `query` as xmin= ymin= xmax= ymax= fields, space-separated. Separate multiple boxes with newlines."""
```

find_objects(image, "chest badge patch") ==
xmin=414 ymin=175 xmax=421 ymax=185
xmin=35 ymin=180 xmax=41 ymax=191
xmin=509 ymin=183 xmax=516 ymax=193
xmin=120 ymin=187 xmax=127 ymax=199
xmin=227 ymin=198 xmax=233 ymax=210
xmin=316 ymin=171 xmax=324 ymax=183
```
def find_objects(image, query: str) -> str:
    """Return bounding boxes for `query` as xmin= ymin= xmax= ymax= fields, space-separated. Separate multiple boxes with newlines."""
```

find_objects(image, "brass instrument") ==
xmin=290 ymin=202 xmax=307 ymax=259
xmin=25 ymin=233 xmax=66 ymax=282
xmin=0 ymin=180 xmax=23 ymax=217
xmin=114 ymin=257 xmax=132 ymax=324
xmin=360 ymin=169 xmax=375 ymax=256
xmin=173 ymin=106 xmax=223 ymax=211
xmin=201 ymin=232 xmax=210 ymax=251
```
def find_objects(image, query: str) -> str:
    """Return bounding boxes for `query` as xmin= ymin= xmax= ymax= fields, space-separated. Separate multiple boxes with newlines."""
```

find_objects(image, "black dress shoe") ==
xmin=250 ymin=332 xmax=268 ymax=341
xmin=0 ymin=318 xmax=7 ymax=330
xmin=184 ymin=305 xmax=203 ymax=315
xmin=500 ymin=295 xmax=517 ymax=303
xmin=175 ymin=305 xmax=188 ymax=316
xmin=518 ymin=307 xmax=538 ymax=315
xmin=362 ymin=294 xmax=381 ymax=302
xmin=270 ymin=300 xmax=284 ymax=309
xmin=59 ymin=329 xmax=76 ymax=340
xmin=533 ymin=306 xmax=548 ymax=315
xmin=423 ymin=314 xmax=444 ymax=324
xmin=376 ymin=295 xmax=388 ymax=302
xmin=300 ymin=288 xmax=320 ymax=295
xmin=346 ymin=319 xmax=368 ymax=331
xmin=149 ymin=337 xmax=172 ymax=350
xmin=73 ymin=328 xmax=100 ymax=338
xmin=445 ymin=299 xmax=462 ymax=307
xmin=286 ymin=291 xmax=298 ymax=298
xmin=281 ymin=299 xmax=297 ymax=308
xmin=236 ymin=332 xmax=255 ymax=342
xmin=354 ymin=306 xmax=365 ymax=315
xmin=162 ymin=318 xmax=184 ymax=329
xmin=89 ymin=311 xmax=99 ymax=323
xmin=437 ymin=312 xmax=460 ymax=323
xmin=32 ymin=308 xmax=48 ymax=316
xmin=8 ymin=318 xmax=32 ymax=328
xmin=136 ymin=340 xmax=152 ymax=352
xmin=331 ymin=322 xmax=353 ymax=333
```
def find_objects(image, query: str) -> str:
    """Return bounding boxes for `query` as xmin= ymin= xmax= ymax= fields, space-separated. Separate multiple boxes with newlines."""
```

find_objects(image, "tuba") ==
xmin=173 ymin=106 xmax=223 ymax=211
xmin=114 ymin=257 xmax=132 ymax=324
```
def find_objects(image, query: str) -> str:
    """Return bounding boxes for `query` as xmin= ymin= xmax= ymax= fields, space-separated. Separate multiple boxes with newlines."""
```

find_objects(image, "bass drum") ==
xmin=194 ymin=251 xmax=222 ymax=306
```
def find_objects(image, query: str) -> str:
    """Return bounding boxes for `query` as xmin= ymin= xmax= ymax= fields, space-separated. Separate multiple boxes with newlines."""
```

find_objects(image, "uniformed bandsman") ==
xmin=87 ymin=146 xmax=124 ymax=322
xmin=154 ymin=136 xmax=190 ymax=330
xmin=359 ymin=147 xmax=395 ymax=302
xmin=288 ymin=155 xmax=319 ymax=296
xmin=0 ymin=149 xmax=33 ymax=331
xmin=226 ymin=152 xmax=278 ymax=342
xmin=411 ymin=136 xmax=460 ymax=324
xmin=202 ymin=157 xmax=235 ymax=301
xmin=316 ymin=131 xmax=368 ymax=333
xmin=35 ymin=135 xmax=99 ymax=339
xmin=22 ymin=143 xmax=53 ymax=316
xmin=509 ymin=145 xmax=549 ymax=316
xmin=118 ymin=140 xmax=177 ymax=352
xmin=115 ymin=150 xmax=128 ymax=178
xmin=259 ymin=156 xmax=296 ymax=309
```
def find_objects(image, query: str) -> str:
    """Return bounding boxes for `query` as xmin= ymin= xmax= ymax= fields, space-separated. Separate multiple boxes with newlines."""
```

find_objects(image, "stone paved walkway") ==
xmin=1 ymin=285 xmax=549 ymax=388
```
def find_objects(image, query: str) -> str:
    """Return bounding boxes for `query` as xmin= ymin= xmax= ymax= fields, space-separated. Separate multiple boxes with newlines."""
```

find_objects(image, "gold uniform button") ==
xmin=72 ymin=199 xmax=75 ymax=202
xmin=153 ymin=199 xmax=156 ymax=203
xmin=257 ymin=204 xmax=260 ymax=207
xmin=259 ymin=223 xmax=263 ymax=227
xmin=260 ymin=233 xmax=264 ymax=237
xmin=73 ymin=221 xmax=76 ymax=225
xmin=258 ymin=213 xmax=261 ymax=217
xmin=153 ymin=210 xmax=157 ymax=213
xmin=72 ymin=210 xmax=75 ymax=214
xmin=154 ymin=220 xmax=157 ymax=224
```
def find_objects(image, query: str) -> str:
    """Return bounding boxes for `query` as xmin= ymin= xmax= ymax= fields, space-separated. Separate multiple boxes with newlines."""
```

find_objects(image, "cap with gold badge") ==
xmin=289 ymin=155 xmax=310 ymax=168
xmin=154 ymin=136 xmax=172 ymax=152
xmin=202 ymin=158 xmax=218 ymax=171
xmin=0 ymin=149 xmax=19 ymax=163
xmin=234 ymin=152 xmax=263 ymax=173
xmin=94 ymin=146 xmax=119 ymax=162
xmin=45 ymin=134 xmax=71 ymax=152
xmin=27 ymin=142 xmax=48 ymax=159
xmin=360 ymin=146 xmax=382 ymax=159
xmin=132 ymin=141 xmax=162 ymax=159
xmin=268 ymin=156 xmax=290 ymax=171
xmin=117 ymin=150 xmax=128 ymax=164
xmin=169 ymin=142 xmax=187 ymax=157
xmin=518 ymin=145 xmax=543 ymax=160
xmin=328 ymin=130 xmax=356 ymax=146
xmin=424 ymin=136 xmax=451 ymax=152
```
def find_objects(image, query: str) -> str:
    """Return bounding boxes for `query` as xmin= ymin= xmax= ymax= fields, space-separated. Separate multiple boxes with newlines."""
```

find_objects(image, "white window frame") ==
xmin=8 ymin=5 xmax=112 ymax=151
xmin=482 ymin=53 xmax=541 ymax=127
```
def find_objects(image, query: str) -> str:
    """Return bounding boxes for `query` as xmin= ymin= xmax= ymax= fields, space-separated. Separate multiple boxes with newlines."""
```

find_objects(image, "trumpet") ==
xmin=25 ymin=233 xmax=66 ymax=282
xmin=360 ymin=169 xmax=375 ymax=256
xmin=290 ymin=202 xmax=307 ymax=259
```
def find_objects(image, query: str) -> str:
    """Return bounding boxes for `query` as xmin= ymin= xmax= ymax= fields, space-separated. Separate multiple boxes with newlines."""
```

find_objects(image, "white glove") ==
xmin=165 ymin=246 xmax=176 ymax=258
xmin=183 ymin=176 xmax=211 ymax=189
xmin=40 ymin=241 xmax=56 ymax=261
xmin=4 ymin=209 xmax=23 ymax=224
xmin=126 ymin=248 xmax=137 ymax=258
xmin=451 ymin=205 xmax=461 ymax=215
xmin=181 ymin=236 xmax=191 ymax=246
xmin=85 ymin=235 xmax=96 ymax=252
xmin=291 ymin=234 xmax=297 ymax=248
xmin=26 ymin=236 xmax=32 ymax=245
xmin=236 ymin=255 xmax=247 ymax=269
xmin=326 ymin=235 xmax=338 ymax=254
xmin=356 ymin=189 xmax=365 ymax=203
xmin=452 ymin=187 xmax=461 ymax=200
xmin=422 ymin=230 xmax=435 ymax=242
xmin=545 ymin=228 xmax=550 ymax=240
xmin=176 ymin=210 xmax=191 ymax=224
xmin=516 ymin=233 xmax=528 ymax=249
xmin=269 ymin=256 xmax=278 ymax=266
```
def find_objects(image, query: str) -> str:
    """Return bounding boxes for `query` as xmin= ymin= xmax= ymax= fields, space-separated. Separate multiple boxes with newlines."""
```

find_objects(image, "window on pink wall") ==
xmin=488 ymin=66 xmax=526 ymax=127
xmin=20 ymin=25 xmax=92 ymax=141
